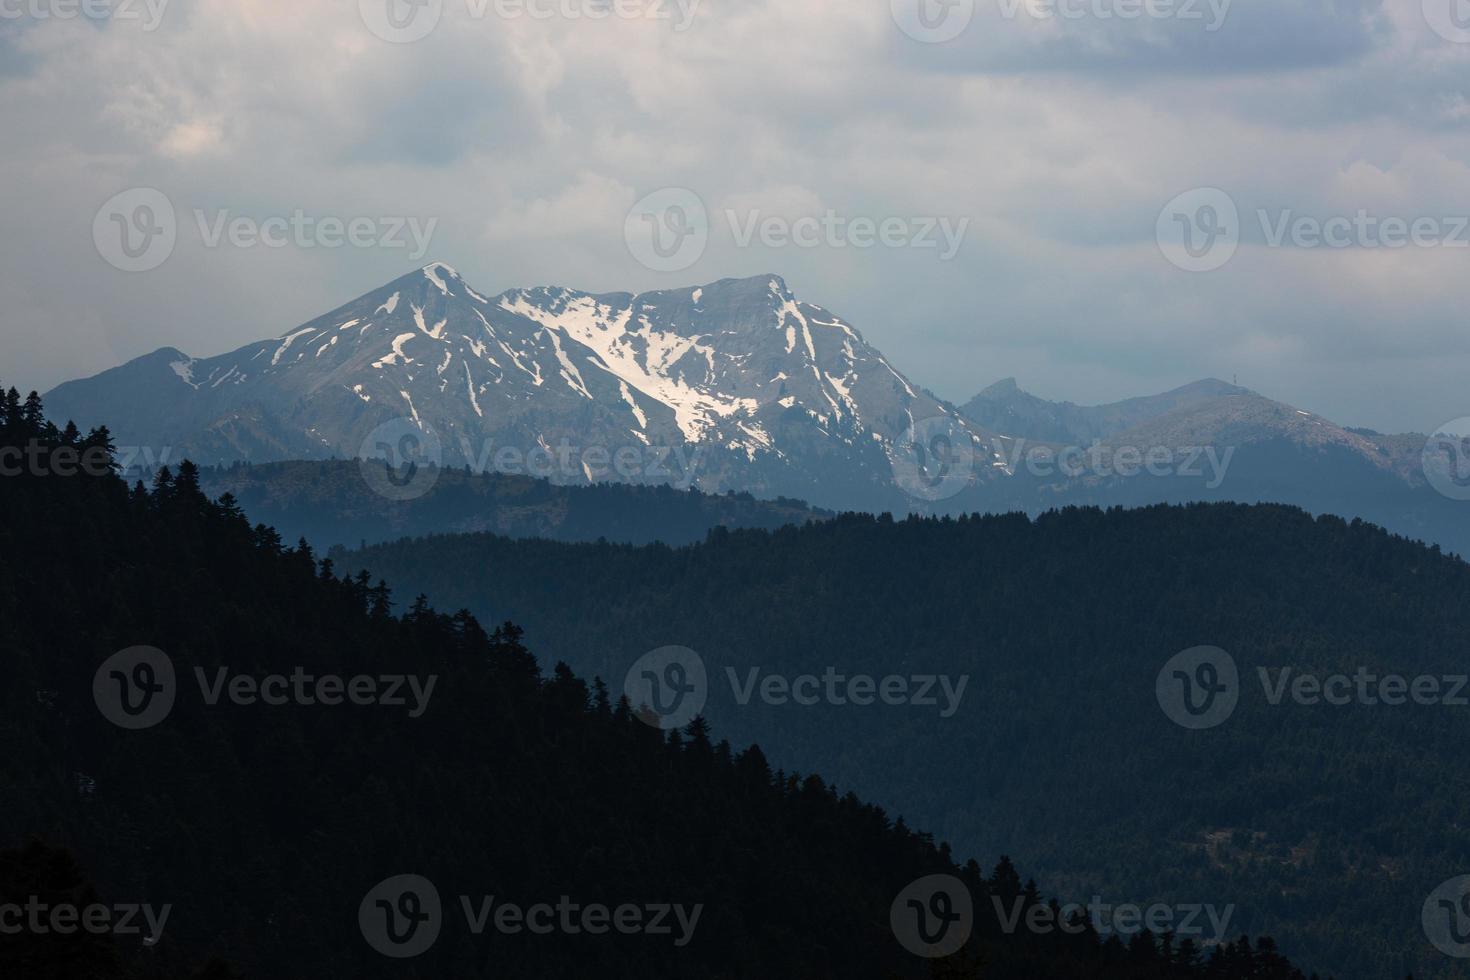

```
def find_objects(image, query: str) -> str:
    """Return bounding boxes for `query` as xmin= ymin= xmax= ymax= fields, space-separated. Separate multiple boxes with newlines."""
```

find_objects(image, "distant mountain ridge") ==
xmin=197 ymin=459 xmax=829 ymax=550
xmin=41 ymin=264 xmax=1468 ymax=555
xmin=46 ymin=263 xmax=994 ymax=514
xmin=960 ymin=377 xmax=1249 ymax=445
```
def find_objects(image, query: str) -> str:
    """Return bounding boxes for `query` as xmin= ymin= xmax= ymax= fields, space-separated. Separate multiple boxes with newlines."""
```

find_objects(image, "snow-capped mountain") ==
xmin=46 ymin=264 xmax=995 ymax=512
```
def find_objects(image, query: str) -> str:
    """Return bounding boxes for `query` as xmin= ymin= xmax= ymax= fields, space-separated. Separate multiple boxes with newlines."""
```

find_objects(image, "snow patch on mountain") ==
xmin=272 ymin=327 xmax=315 ymax=366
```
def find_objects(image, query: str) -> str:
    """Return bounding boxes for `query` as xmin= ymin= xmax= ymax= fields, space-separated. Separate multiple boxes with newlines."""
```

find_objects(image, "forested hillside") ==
xmin=0 ymin=388 xmax=1315 ymax=978
xmin=340 ymin=502 xmax=1470 ymax=978
xmin=193 ymin=459 xmax=827 ymax=550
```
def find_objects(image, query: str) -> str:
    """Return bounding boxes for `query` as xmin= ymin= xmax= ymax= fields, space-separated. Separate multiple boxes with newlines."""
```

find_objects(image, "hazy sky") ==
xmin=1 ymin=0 xmax=1467 ymax=432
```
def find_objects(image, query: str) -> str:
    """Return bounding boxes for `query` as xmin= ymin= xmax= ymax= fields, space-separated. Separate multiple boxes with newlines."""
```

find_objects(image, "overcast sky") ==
xmin=1 ymin=0 xmax=1467 ymax=432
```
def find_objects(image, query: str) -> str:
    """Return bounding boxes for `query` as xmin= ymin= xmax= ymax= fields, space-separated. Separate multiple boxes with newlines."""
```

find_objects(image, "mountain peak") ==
xmin=418 ymin=261 xmax=463 ymax=295
xmin=977 ymin=377 xmax=1020 ymax=398
xmin=698 ymin=273 xmax=790 ymax=300
xmin=1174 ymin=377 xmax=1249 ymax=398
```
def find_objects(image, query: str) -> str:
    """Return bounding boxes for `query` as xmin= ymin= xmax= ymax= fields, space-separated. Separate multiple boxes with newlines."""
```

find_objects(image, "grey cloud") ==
xmin=894 ymin=0 xmax=1392 ymax=75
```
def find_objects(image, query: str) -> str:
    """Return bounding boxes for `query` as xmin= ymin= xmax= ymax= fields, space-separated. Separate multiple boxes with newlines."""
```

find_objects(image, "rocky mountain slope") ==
xmin=47 ymin=264 xmax=995 ymax=514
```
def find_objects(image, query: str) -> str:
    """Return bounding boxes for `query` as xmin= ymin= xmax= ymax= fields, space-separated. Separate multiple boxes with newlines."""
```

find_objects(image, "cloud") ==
xmin=893 ymin=0 xmax=1393 ymax=75
xmin=0 ymin=0 xmax=1465 ymax=433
